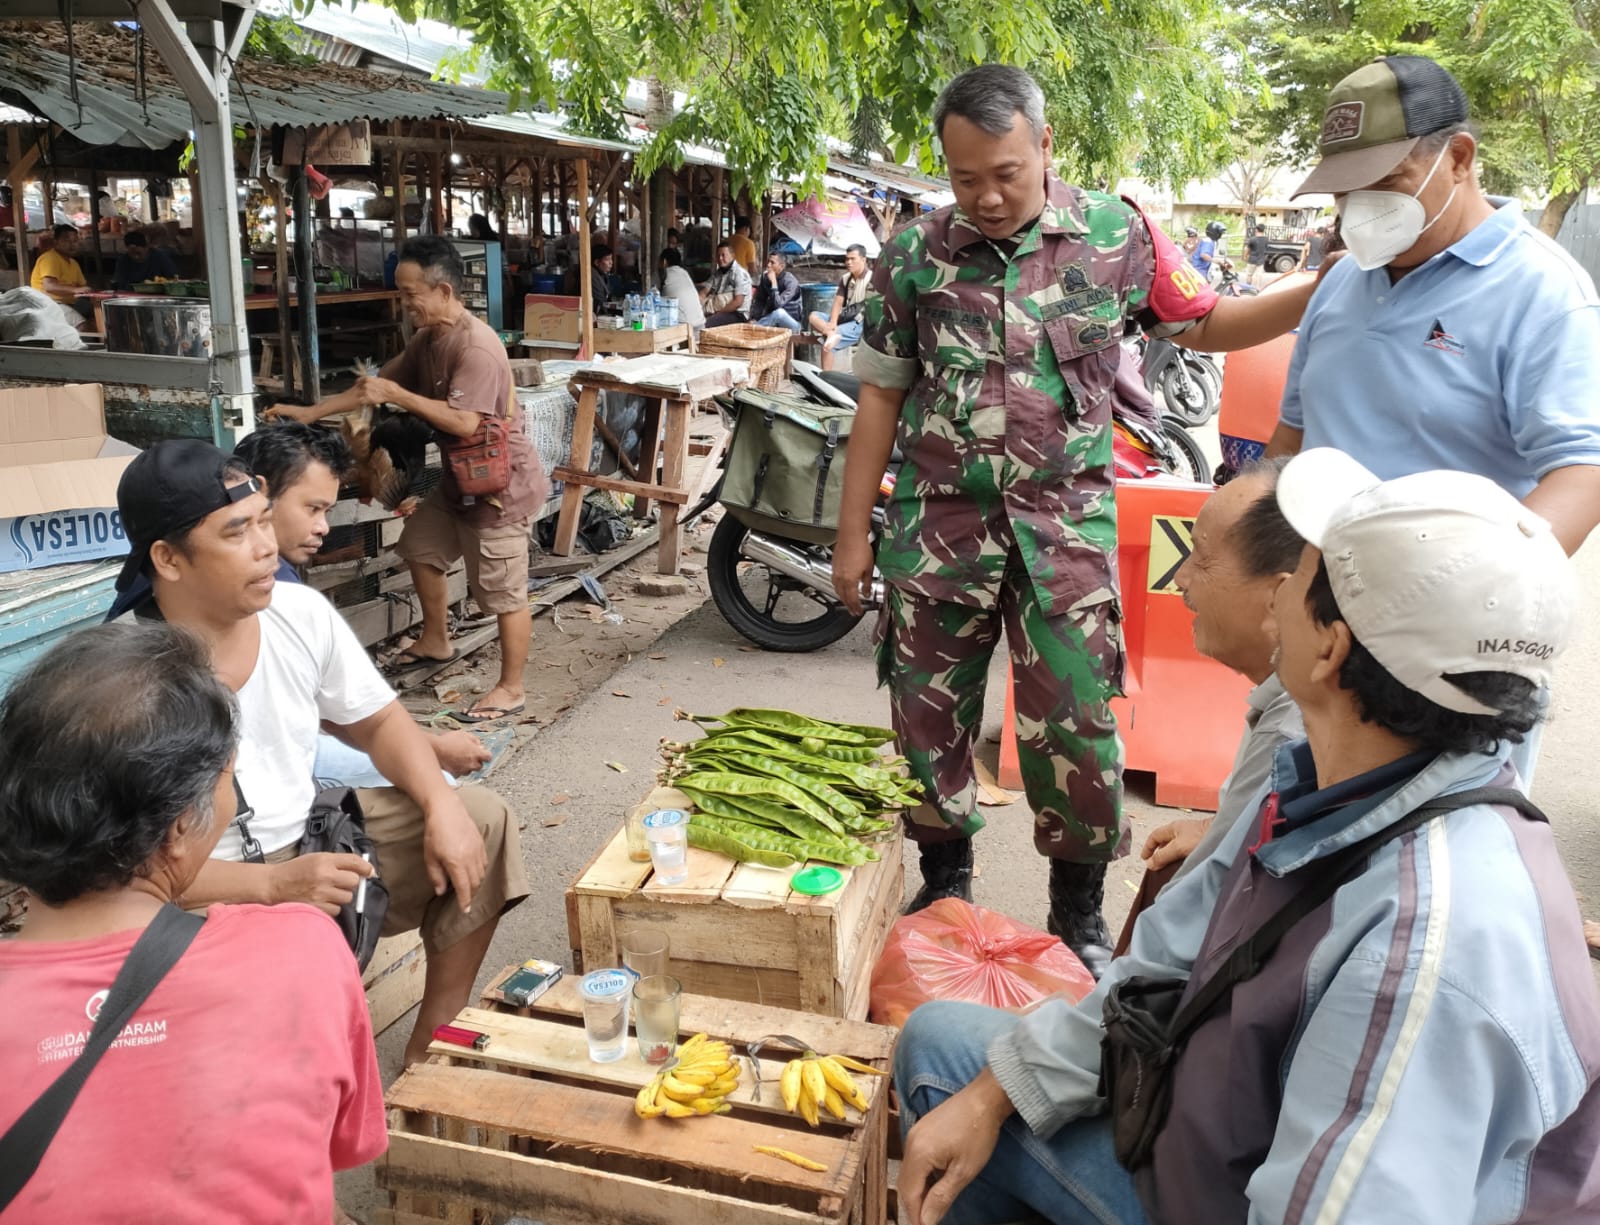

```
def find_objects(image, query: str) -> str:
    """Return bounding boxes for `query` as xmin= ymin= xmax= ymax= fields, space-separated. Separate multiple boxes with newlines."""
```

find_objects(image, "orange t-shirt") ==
xmin=730 ymin=233 xmax=758 ymax=276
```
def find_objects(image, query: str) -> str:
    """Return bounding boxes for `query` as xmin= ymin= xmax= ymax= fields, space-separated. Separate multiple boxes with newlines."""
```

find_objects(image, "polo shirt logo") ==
xmin=1322 ymin=101 xmax=1364 ymax=145
xmin=1424 ymin=319 xmax=1466 ymax=356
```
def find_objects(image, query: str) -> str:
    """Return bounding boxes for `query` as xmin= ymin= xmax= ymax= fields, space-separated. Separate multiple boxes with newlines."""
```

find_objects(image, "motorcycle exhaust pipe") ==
xmin=739 ymin=532 xmax=885 ymax=610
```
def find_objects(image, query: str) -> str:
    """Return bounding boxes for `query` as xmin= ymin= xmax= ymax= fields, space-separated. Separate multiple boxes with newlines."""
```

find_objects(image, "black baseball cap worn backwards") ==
xmin=115 ymin=438 xmax=263 ymax=592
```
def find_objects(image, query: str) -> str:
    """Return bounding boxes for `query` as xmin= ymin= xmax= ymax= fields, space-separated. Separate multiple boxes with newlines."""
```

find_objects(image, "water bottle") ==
xmin=648 ymin=290 xmax=663 ymax=329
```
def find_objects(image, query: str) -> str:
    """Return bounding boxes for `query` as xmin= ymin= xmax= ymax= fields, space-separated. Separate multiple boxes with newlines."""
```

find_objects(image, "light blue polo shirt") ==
xmin=1280 ymin=203 xmax=1600 ymax=496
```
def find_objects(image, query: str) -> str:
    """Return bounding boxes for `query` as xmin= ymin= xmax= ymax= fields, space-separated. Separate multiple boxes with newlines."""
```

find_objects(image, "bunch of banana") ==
xmin=634 ymin=1033 xmax=742 ymax=1120
xmin=778 ymin=1051 xmax=884 ymax=1126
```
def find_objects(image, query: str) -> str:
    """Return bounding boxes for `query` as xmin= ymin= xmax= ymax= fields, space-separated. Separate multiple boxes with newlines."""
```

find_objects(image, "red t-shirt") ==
xmin=0 ymin=903 xmax=386 ymax=1223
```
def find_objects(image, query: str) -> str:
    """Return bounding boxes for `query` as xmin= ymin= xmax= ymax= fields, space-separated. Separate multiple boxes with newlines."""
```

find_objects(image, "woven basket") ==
xmin=699 ymin=322 xmax=793 ymax=392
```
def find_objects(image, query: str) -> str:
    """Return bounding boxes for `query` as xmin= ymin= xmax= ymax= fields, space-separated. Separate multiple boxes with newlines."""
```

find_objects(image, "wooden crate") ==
xmin=565 ymin=794 xmax=904 ymax=1019
xmin=375 ymin=975 xmax=898 ymax=1225
xmin=364 ymin=931 xmax=427 ymax=1035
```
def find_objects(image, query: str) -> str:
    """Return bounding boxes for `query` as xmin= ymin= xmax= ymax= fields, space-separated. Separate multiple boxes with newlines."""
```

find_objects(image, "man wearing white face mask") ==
xmin=1265 ymin=56 xmax=1600 ymax=560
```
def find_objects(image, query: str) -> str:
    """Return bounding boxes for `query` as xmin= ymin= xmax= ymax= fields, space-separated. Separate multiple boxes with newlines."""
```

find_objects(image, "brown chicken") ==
xmin=339 ymin=360 xmax=432 ymax=514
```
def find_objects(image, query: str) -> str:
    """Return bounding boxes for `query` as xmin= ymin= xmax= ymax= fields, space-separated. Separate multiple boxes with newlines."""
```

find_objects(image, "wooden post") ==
xmin=294 ymin=169 xmax=321 ymax=403
xmin=711 ymin=166 xmax=724 ymax=251
xmin=607 ymin=157 xmax=620 ymax=257
xmin=428 ymin=154 xmax=445 ymax=234
xmin=576 ymin=157 xmax=594 ymax=357
xmin=7 ymin=127 xmax=31 ymax=282
xmin=639 ymin=169 xmax=651 ymax=291
xmin=88 ymin=168 xmax=104 ymax=283
xmin=273 ymin=180 xmax=296 ymax=399
xmin=392 ymin=149 xmax=408 ymax=246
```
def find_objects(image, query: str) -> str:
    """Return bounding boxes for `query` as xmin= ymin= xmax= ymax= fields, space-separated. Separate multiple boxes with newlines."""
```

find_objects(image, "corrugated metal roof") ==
xmin=0 ymin=23 xmax=508 ymax=151
xmin=275 ymin=0 xmax=490 ymax=83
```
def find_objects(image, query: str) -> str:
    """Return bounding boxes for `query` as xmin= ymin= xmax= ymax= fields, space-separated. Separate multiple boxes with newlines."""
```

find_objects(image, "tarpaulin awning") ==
xmin=0 ymin=22 xmax=509 ymax=151
xmin=772 ymin=197 xmax=881 ymax=258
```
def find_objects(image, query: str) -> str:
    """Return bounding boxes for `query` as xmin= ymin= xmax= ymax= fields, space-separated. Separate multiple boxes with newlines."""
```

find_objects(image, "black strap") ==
xmin=231 ymin=774 xmax=265 ymax=864
xmin=0 ymin=904 xmax=204 ymax=1211
xmin=813 ymin=416 xmax=841 ymax=526
xmin=1169 ymin=786 xmax=1545 ymax=1041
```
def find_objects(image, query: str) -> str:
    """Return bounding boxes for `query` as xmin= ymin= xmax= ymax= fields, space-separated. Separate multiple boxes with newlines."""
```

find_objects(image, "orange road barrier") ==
xmin=999 ymin=480 xmax=1253 ymax=811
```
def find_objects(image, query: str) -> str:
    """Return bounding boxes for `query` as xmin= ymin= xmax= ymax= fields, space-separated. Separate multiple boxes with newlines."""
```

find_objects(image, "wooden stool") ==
xmin=550 ymin=356 xmax=747 ymax=575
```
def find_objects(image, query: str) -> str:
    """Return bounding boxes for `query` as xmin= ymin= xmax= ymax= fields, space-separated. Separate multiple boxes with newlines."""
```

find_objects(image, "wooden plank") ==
xmin=386 ymin=1063 xmax=854 ymax=1198
xmin=388 ymin=624 xmax=499 ymax=692
xmin=795 ymin=910 xmax=842 ymax=1016
xmin=519 ymin=975 xmax=899 ymax=1062
xmin=607 ymin=898 xmax=801 ymax=971
xmin=530 ymin=525 xmax=661 ymax=611
xmin=378 ymin=1132 xmax=825 ymax=1225
xmin=425 ymin=1007 xmax=878 ymax=1124
xmin=641 ymin=845 xmax=737 ymax=901
xmin=573 ymin=826 xmax=655 ymax=898
xmin=576 ymin=893 xmax=621 ymax=972
xmin=721 ymin=861 xmax=800 ymax=909
xmin=552 ymin=384 xmax=601 ymax=556
xmin=365 ymin=944 xmax=426 ymax=1034
xmin=657 ymin=399 xmax=689 ymax=574
xmin=548 ymin=465 xmax=691 ymax=506
xmin=340 ymin=568 xmax=468 ymax=647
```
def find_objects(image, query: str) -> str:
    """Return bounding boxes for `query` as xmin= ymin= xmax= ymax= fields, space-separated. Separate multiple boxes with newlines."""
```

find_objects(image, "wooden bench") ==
xmin=375 ymin=974 xmax=899 ymax=1224
xmin=364 ymin=931 xmax=427 ymax=1035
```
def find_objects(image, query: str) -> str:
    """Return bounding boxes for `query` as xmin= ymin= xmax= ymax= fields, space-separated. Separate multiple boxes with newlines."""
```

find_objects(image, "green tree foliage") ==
xmin=368 ymin=0 xmax=1240 ymax=195
xmin=1238 ymin=0 xmax=1600 ymax=234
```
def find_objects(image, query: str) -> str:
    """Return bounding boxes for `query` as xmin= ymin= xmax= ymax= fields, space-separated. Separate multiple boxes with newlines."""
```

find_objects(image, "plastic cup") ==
xmin=643 ymin=809 xmax=689 ymax=886
xmin=621 ymin=927 xmax=670 ymax=980
xmin=578 ymin=969 xmax=633 ymax=1063
xmin=633 ymin=974 xmax=682 ymax=1064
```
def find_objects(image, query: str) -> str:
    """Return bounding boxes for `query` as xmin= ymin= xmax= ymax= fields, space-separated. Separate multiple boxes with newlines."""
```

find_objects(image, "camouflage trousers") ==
xmin=873 ymin=572 xmax=1127 ymax=862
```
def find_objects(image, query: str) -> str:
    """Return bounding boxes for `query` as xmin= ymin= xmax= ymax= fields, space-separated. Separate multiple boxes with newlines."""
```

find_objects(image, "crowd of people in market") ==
xmin=1 ymin=50 xmax=1598 ymax=1225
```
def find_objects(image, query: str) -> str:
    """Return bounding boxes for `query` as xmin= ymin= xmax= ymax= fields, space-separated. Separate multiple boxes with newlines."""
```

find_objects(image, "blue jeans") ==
xmin=833 ymin=317 xmax=863 ymax=349
xmin=758 ymin=308 xmax=802 ymax=332
xmin=894 ymin=1002 xmax=1150 ymax=1225
xmin=311 ymin=733 xmax=456 ymax=789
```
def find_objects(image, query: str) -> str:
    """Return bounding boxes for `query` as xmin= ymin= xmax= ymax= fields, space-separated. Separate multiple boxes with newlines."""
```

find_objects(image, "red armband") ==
xmin=1124 ymin=199 xmax=1219 ymax=324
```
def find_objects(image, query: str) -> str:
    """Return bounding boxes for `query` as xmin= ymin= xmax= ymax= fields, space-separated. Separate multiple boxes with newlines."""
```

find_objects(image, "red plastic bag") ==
xmin=870 ymin=898 xmax=1098 ymax=1028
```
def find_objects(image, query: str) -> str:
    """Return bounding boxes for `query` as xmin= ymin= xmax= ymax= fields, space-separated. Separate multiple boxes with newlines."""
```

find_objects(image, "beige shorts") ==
xmin=262 ymin=783 xmax=529 ymax=954
xmin=396 ymin=492 xmax=532 ymax=616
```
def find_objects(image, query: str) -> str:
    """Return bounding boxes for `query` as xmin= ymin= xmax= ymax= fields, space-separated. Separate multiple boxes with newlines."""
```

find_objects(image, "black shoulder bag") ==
xmin=0 ymin=905 xmax=204 ymax=1211
xmin=1099 ymin=786 xmax=1546 ymax=1171
xmin=233 ymin=779 xmax=389 ymax=972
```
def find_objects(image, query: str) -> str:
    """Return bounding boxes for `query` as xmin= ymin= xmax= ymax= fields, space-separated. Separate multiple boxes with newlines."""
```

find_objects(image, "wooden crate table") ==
xmin=550 ymin=355 xmax=748 ymax=576
xmin=565 ymin=786 xmax=904 ymax=1019
xmin=591 ymin=322 xmax=695 ymax=355
xmin=376 ymin=977 xmax=898 ymax=1225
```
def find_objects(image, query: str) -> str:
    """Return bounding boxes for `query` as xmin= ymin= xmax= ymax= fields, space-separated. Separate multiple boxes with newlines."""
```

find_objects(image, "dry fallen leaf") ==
xmin=606 ymin=761 xmax=629 ymax=773
xmin=612 ymin=690 xmax=632 ymax=698
xmin=542 ymin=812 xmax=570 ymax=828
xmin=649 ymin=653 xmax=667 ymax=661
xmin=658 ymin=697 xmax=672 ymax=706
xmin=550 ymin=793 xmax=570 ymax=805
xmin=973 ymin=760 xmax=1022 ymax=807
xmin=712 ymin=657 xmax=725 ymax=668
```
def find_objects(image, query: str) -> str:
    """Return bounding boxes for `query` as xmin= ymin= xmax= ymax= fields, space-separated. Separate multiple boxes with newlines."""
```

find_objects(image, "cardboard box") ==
xmin=522 ymin=293 xmax=583 ymax=344
xmin=0 ymin=384 xmax=139 ymax=574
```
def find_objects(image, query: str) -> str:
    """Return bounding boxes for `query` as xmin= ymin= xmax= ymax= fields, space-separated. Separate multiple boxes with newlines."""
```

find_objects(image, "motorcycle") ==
xmin=704 ymin=357 xmax=1210 ymax=653
xmin=1215 ymin=257 xmax=1259 ymax=299
xmin=1133 ymin=334 xmax=1220 ymax=427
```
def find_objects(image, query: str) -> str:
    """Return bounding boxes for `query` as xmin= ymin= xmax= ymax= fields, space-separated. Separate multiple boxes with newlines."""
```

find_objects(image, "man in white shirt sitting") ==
xmin=113 ymin=439 xmax=529 ymax=1065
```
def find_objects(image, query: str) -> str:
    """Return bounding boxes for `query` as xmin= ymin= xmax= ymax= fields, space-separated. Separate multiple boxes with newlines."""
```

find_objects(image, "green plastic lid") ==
xmin=791 ymin=865 xmax=845 ymax=895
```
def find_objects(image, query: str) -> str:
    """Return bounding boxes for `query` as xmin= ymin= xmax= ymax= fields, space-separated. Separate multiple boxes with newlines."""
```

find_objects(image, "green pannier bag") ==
xmin=720 ymin=388 xmax=856 ymax=544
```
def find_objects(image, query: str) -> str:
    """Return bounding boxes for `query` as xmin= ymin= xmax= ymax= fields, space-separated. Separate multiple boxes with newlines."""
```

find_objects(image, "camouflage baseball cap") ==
xmin=1293 ymin=56 xmax=1469 ymax=197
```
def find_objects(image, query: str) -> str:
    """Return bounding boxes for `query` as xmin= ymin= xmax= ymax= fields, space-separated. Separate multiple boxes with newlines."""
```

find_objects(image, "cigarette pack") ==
xmin=500 ymin=957 xmax=565 ymax=1006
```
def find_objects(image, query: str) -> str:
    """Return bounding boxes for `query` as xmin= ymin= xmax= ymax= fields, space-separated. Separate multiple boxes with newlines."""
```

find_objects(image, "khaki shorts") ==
xmin=262 ymin=783 xmax=529 ymax=954
xmin=396 ymin=491 xmax=532 ymax=616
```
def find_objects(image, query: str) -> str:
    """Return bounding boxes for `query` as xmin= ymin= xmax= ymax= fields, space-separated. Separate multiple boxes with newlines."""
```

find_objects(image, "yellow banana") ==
xmin=817 ymin=1056 xmax=857 ymax=1099
xmin=709 ymin=1071 xmax=740 ymax=1096
xmin=634 ymin=1075 xmax=667 ymax=1119
xmin=754 ymin=1145 xmax=827 ymax=1172
xmin=660 ymin=1074 xmax=707 ymax=1103
xmin=798 ymin=1077 xmax=820 ymax=1127
xmin=822 ymin=1086 xmax=846 ymax=1120
xmin=663 ymin=1100 xmax=698 ymax=1119
xmin=678 ymin=1032 xmax=708 ymax=1057
xmin=691 ymin=1094 xmax=726 ymax=1115
xmin=825 ymin=1053 xmax=886 ymax=1076
xmin=780 ymin=1058 xmax=804 ymax=1112
xmin=673 ymin=1065 xmax=720 ymax=1087
xmin=801 ymin=1057 xmax=827 ymax=1113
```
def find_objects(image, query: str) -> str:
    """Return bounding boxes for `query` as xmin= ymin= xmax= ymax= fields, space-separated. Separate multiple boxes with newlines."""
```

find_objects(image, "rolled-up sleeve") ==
xmin=855 ymin=230 xmax=920 ymax=391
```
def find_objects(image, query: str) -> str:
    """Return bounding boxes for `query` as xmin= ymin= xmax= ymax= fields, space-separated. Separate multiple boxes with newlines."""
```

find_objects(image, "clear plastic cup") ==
xmin=633 ymin=974 xmax=682 ymax=1064
xmin=643 ymin=809 xmax=689 ymax=885
xmin=578 ymin=969 xmax=633 ymax=1063
xmin=621 ymin=927 xmax=670 ymax=980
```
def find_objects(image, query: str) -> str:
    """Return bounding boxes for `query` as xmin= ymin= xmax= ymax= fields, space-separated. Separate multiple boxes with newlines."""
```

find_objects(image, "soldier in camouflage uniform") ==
xmin=832 ymin=65 xmax=1318 ymax=977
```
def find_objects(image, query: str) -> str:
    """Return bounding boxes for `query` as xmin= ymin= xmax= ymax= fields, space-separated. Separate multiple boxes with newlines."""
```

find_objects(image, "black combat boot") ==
xmin=904 ymin=837 xmax=974 ymax=914
xmin=1046 ymin=859 xmax=1113 ymax=980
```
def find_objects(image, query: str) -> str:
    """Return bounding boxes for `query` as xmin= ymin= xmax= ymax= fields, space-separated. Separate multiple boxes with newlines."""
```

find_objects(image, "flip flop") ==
xmin=454 ymin=703 xmax=526 ymax=724
xmin=385 ymin=647 xmax=460 ymax=673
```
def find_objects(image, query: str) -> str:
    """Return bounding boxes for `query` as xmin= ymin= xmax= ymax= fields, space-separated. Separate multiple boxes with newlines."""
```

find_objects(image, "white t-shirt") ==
xmin=218 ymin=582 xmax=397 ymax=860
xmin=662 ymin=265 xmax=705 ymax=327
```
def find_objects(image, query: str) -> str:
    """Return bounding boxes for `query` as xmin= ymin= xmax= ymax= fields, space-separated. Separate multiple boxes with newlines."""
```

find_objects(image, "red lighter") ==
xmin=433 ymin=1023 xmax=490 ymax=1051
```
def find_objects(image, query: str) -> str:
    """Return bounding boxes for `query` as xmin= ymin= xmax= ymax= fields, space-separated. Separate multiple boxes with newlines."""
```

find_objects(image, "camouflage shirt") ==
xmin=857 ymin=172 xmax=1217 ymax=613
